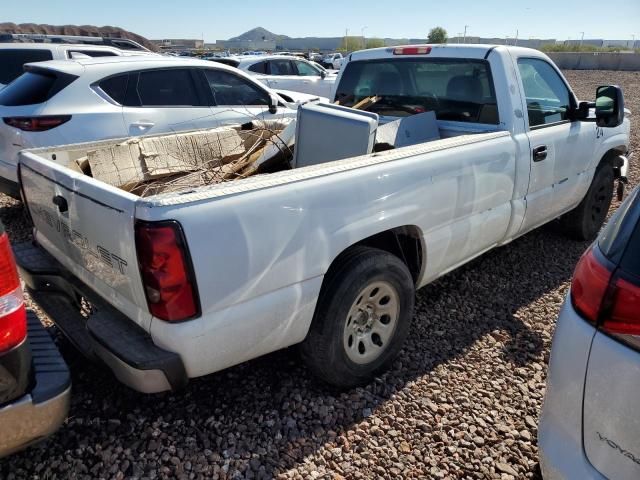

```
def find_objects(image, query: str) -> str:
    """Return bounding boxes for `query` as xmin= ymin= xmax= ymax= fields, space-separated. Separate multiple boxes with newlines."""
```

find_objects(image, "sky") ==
xmin=2 ymin=0 xmax=639 ymax=43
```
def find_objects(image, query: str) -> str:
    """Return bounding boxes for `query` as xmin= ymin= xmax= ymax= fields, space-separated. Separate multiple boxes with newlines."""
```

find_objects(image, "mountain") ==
xmin=0 ymin=23 xmax=157 ymax=51
xmin=229 ymin=27 xmax=289 ymax=42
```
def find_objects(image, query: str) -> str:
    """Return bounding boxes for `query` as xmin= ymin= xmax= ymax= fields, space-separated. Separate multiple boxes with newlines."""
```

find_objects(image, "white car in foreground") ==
xmin=213 ymin=55 xmax=337 ymax=98
xmin=539 ymin=184 xmax=640 ymax=479
xmin=0 ymin=56 xmax=322 ymax=197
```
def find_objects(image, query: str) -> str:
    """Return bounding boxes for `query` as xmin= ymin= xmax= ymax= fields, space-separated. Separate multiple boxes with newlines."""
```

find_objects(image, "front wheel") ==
xmin=559 ymin=164 xmax=614 ymax=241
xmin=300 ymin=247 xmax=415 ymax=388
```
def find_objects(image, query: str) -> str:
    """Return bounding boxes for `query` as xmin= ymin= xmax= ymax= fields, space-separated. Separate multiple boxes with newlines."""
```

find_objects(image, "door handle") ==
xmin=533 ymin=145 xmax=548 ymax=162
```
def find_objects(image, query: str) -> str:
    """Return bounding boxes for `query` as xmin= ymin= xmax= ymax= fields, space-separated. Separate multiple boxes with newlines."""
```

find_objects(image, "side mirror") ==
xmin=268 ymin=93 xmax=279 ymax=114
xmin=320 ymin=70 xmax=327 ymax=79
xmin=595 ymin=85 xmax=624 ymax=128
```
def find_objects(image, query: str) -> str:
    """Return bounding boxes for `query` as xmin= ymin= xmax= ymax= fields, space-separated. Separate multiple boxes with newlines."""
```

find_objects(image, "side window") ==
xmin=517 ymin=58 xmax=572 ymax=128
xmin=99 ymin=74 xmax=129 ymax=104
xmin=268 ymin=60 xmax=295 ymax=76
xmin=294 ymin=61 xmax=320 ymax=77
xmin=248 ymin=61 xmax=267 ymax=74
xmin=204 ymin=70 xmax=270 ymax=106
xmin=134 ymin=69 xmax=201 ymax=107
xmin=67 ymin=50 xmax=118 ymax=59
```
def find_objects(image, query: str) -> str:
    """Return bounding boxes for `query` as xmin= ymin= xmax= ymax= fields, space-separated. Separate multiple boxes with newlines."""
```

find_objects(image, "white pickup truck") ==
xmin=15 ymin=45 xmax=630 ymax=393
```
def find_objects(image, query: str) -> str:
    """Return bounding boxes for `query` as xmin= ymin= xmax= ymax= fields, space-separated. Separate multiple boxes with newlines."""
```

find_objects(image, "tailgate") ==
xmin=19 ymin=149 xmax=151 ymax=331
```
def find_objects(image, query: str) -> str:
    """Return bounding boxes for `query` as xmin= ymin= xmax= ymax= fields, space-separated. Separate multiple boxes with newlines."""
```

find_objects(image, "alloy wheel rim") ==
xmin=343 ymin=281 xmax=400 ymax=365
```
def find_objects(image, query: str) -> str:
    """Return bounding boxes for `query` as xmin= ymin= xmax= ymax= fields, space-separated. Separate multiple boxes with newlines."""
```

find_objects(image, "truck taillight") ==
xmin=0 ymin=232 xmax=27 ymax=352
xmin=3 ymin=115 xmax=71 ymax=132
xmin=393 ymin=46 xmax=432 ymax=55
xmin=135 ymin=221 xmax=199 ymax=323
xmin=571 ymin=246 xmax=640 ymax=339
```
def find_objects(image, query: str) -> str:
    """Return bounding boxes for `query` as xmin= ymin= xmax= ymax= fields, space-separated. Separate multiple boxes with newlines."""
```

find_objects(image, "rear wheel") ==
xmin=559 ymin=164 xmax=615 ymax=241
xmin=300 ymin=247 xmax=415 ymax=388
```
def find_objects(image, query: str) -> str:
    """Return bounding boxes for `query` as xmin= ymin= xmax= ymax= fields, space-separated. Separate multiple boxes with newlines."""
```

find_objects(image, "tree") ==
xmin=340 ymin=36 xmax=361 ymax=52
xmin=427 ymin=27 xmax=448 ymax=44
xmin=365 ymin=38 xmax=385 ymax=49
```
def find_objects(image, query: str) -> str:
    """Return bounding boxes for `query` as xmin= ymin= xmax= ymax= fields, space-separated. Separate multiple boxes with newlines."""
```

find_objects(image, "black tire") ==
xmin=559 ymin=164 xmax=615 ymax=241
xmin=300 ymin=246 xmax=415 ymax=388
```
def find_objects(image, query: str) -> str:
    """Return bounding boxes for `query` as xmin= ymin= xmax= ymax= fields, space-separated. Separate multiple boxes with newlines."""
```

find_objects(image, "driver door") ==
xmin=516 ymin=57 xmax=595 ymax=233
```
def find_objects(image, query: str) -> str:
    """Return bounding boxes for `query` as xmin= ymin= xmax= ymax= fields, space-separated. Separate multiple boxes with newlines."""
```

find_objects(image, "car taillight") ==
xmin=571 ymin=247 xmax=613 ymax=323
xmin=571 ymin=246 xmax=640 ymax=338
xmin=0 ymin=232 xmax=27 ymax=352
xmin=601 ymin=277 xmax=640 ymax=336
xmin=3 ymin=115 xmax=71 ymax=132
xmin=393 ymin=46 xmax=432 ymax=55
xmin=135 ymin=221 xmax=199 ymax=323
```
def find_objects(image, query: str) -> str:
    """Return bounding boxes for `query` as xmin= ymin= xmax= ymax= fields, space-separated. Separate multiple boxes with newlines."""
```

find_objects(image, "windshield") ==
xmin=335 ymin=58 xmax=499 ymax=124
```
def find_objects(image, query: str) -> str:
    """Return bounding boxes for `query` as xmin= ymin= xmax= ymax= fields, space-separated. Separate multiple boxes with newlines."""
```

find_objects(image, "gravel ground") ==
xmin=0 ymin=70 xmax=638 ymax=480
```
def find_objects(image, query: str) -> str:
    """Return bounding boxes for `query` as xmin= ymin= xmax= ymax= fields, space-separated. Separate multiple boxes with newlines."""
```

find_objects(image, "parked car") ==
xmin=0 ymin=56 xmax=324 ymax=198
xmin=0 ymin=42 xmax=155 ymax=91
xmin=211 ymin=55 xmax=338 ymax=98
xmin=16 ymin=45 xmax=630 ymax=394
xmin=0 ymin=221 xmax=70 ymax=458
xmin=322 ymin=53 xmax=344 ymax=70
xmin=539 ymin=184 xmax=640 ymax=479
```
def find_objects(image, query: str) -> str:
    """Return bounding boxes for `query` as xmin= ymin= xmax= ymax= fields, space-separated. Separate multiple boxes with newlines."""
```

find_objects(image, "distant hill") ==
xmin=0 ymin=23 xmax=157 ymax=51
xmin=229 ymin=27 xmax=289 ymax=42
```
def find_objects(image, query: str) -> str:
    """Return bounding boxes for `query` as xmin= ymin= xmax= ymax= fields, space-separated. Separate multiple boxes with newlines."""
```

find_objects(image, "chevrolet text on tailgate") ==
xmin=16 ymin=44 xmax=631 ymax=393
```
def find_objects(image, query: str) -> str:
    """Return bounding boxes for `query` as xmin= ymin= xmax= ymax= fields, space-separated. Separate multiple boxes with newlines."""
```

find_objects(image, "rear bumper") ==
xmin=538 ymin=298 xmax=604 ymax=479
xmin=0 ymin=313 xmax=70 ymax=458
xmin=14 ymin=241 xmax=188 ymax=394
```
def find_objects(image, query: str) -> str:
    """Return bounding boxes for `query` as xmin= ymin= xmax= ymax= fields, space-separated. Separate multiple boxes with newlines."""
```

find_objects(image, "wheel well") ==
xmin=352 ymin=226 xmax=424 ymax=285
xmin=600 ymin=147 xmax=627 ymax=178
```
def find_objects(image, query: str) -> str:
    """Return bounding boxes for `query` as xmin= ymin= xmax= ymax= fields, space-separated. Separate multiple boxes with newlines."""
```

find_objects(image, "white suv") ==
xmin=539 ymin=184 xmax=640 ymax=479
xmin=214 ymin=55 xmax=337 ymax=98
xmin=0 ymin=43 xmax=154 ymax=91
xmin=0 ymin=56 xmax=321 ymax=197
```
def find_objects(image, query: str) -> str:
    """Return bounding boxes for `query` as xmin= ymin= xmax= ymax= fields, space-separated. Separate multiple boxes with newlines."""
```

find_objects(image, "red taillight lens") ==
xmin=0 ymin=232 xmax=27 ymax=352
xmin=3 ymin=115 xmax=71 ymax=132
xmin=393 ymin=46 xmax=432 ymax=55
xmin=135 ymin=221 xmax=199 ymax=322
xmin=571 ymin=248 xmax=613 ymax=323
xmin=602 ymin=277 xmax=640 ymax=335
xmin=571 ymin=245 xmax=640 ymax=339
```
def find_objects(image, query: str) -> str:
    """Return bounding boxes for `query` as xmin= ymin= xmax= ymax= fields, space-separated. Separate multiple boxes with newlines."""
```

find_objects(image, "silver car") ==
xmin=539 ymin=184 xmax=640 ymax=479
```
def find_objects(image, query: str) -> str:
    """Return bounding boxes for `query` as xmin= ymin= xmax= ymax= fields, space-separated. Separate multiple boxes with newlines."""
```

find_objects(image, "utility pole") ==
xmin=463 ymin=25 xmax=469 ymax=43
xmin=579 ymin=31 xmax=584 ymax=49
xmin=345 ymin=28 xmax=349 ymax=51
xmin=515 ymin=29 xmax=518 ymax=46
xmin=631 ymin=34 xmax=636 ymax=49
xmin=457 ymin=33 xmax=462 ymax=44
xmin=362 ymin=26 xmax=368 ymax=49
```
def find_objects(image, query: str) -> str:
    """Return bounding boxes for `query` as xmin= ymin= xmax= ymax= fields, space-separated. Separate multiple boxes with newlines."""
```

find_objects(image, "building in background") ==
xmin=151 ymin=39 xmax=204 ymax=50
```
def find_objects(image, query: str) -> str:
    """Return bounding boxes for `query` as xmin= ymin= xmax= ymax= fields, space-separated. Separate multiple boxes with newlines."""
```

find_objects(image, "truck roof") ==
xmin=349 ymin=43 xmax=549 ymax=62
xmin=24 ymin=55 xmax=239 ymax=77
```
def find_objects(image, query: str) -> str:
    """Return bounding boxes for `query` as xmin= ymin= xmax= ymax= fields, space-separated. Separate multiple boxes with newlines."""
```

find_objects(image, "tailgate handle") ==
xmin=52 ymin=195 xmax=69 ymax=214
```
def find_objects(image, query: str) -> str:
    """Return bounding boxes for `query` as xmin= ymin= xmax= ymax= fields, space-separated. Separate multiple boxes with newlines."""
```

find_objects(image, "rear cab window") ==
xmin=0 ymin=49 xmax=53 ymax=85
xmin=335 ymin=58 xmax=499 ymax=124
